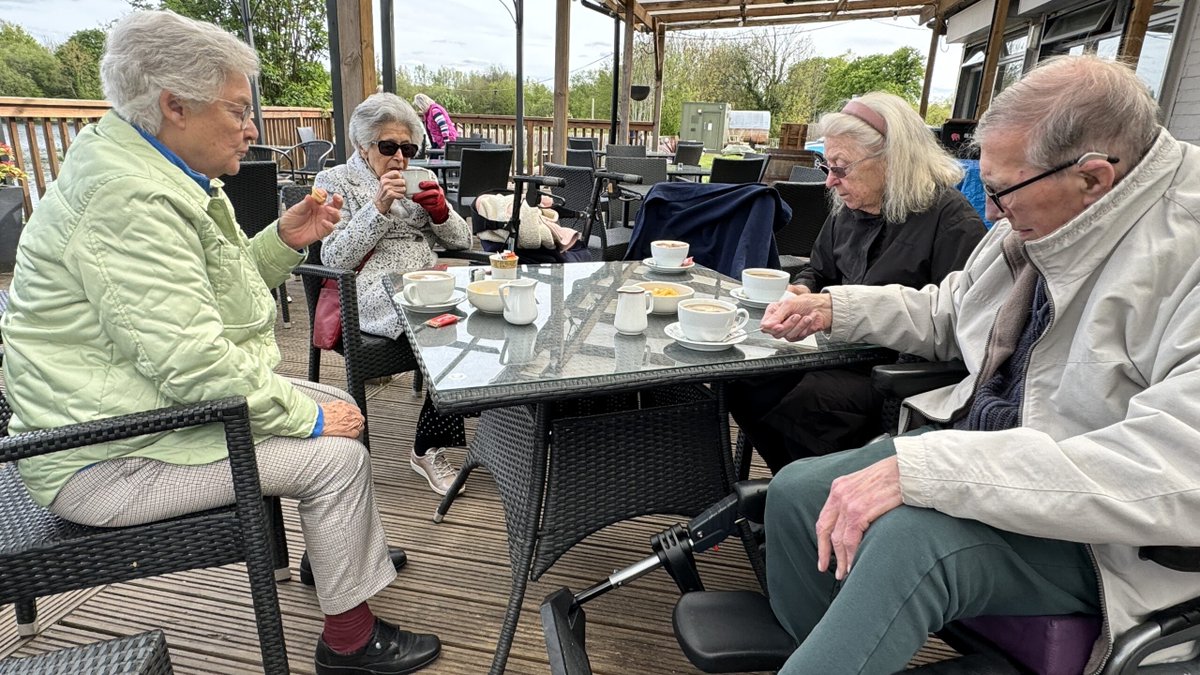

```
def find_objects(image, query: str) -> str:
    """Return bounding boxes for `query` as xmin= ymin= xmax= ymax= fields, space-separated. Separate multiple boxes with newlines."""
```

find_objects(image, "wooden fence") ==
xmin=0 ymin=97 xmax=654 ymax=217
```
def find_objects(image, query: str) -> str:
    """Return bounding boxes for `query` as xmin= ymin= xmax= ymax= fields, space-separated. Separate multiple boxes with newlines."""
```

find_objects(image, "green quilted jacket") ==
xmin=2 ymin=112 xmax=318 ymax=507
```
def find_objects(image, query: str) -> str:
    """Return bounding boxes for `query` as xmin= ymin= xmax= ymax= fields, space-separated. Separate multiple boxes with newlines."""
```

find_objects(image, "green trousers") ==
xmin=764 ymin=430 xmax=1100 ymax=675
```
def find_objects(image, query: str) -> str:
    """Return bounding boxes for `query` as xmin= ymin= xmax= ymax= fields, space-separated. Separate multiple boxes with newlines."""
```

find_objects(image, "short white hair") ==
xmin=348 ymin=93 xmax=425 ymax=154
xmin=101 ymin=10 xmax=259 ymax=134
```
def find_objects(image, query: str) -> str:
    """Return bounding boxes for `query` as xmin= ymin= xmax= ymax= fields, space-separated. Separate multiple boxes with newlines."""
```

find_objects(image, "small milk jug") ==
xmin=614 ymin=286 xmax=653 ymax=335
xmin=499 ymin=278 xmax=538 ymax=325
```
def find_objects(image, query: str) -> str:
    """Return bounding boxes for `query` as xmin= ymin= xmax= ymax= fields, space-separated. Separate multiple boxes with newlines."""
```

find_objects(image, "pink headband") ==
xmin=841 ymin=100 xmax=887 ymax=137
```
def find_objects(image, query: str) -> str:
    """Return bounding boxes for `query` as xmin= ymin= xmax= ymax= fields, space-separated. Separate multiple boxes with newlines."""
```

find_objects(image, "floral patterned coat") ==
xmin=314 ymin=153 xmax=471 ymax=339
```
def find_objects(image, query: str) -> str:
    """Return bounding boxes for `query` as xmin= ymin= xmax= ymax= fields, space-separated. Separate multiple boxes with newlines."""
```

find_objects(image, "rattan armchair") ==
xmin=0 ymin=629 xmax=174 ymax=674
xmin=0 ymin=395 xmax=289 ymax=674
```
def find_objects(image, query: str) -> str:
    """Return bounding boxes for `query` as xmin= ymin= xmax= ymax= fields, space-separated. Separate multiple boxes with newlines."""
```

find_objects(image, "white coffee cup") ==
xmin=490 ymin=253 xmax=519 ymax=280
xmin=401 ymin=168 xmax=434 ymax=197
xmin=741 ymin=267 xmax=790 ymax=302
xmin=650 ymin=240 xmax=689 ymax=268
xmin=677 ymin=299 xmax=749 ymax=342
xmin=401 ymin=270 xmax=454 ymax=306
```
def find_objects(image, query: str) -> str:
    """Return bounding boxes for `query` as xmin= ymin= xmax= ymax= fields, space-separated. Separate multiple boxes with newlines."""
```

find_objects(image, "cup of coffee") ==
xmin=490 ymin=252 xmax=519 ymax=280
xmin=677 ymin=299 xmax=749 ymax=342
xmin=741 ymin=268 xmax=790 ymax=302
xmin=401 ymin=270 xmax=455 ymax=306
xmin=401 ymin=168 xmax=434 ymax=197
xmin=650 ymin=240 xmax=689 ymax=268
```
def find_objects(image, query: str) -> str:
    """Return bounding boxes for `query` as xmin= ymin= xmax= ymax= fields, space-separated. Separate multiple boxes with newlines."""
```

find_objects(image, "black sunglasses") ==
xmin=372 ymin=140 xmax=419 ymax=158
xmin=985 ymin=152 xmax=1119 ymax=212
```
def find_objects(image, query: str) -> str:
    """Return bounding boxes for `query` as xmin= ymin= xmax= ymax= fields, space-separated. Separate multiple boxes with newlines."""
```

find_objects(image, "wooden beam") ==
xmin=358 ymin=0 xmax=376 ymax=97
xmin=974 ymin=0 xmax=1010 ymax=118
xmin=334 ymin=0 xmax=368 ymax=143
xmin=553 ymin=0 xmax=570 ymax=164
xmin=920 ymin=0 xmax=975 ymax=25
xmin=652 ymin=23 xmax=665 ymax=149
xmin=919 ymin=13 xmax=944 ymax=117
xmin=603 ymin=0 xmax=655 ymax=32
xmin=647 ymin=0 xmax=927 ymax=23
xmin=1119 ymin=0 xmax=1156 ymax=66
xmin=663 ymin=7 xmax=923 ymax=30
xmin=619 ymin=2 xmax=635 ymax=144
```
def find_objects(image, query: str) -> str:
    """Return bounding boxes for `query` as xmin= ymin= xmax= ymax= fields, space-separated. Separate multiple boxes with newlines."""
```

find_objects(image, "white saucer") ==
xmin=642 ymin=258 xmax=695 ymax=274
xmin=664 ymin=322 xmax=748 ymax=351
xmin=731 ymin=287 xmax=795 ymax=309
xmin=394 ymin=290 xmax=466 ymax=313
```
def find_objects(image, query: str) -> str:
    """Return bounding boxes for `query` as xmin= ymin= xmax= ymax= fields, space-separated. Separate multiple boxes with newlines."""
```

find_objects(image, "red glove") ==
xmin=412 ymin=180 xmax=450 ymax=224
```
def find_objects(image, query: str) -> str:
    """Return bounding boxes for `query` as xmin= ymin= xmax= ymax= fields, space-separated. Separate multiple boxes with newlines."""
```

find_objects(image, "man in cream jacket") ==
xmin=758 ymin=55 xmax=1200 ymax=675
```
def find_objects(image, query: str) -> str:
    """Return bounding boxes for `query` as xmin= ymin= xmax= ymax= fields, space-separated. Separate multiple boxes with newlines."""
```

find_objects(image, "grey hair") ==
xmin=100 ymin=10 xmax=259 ymax=134
xmin=975 ymin=55 xmax=1159 ymax=175
xmin=817 ymin=92 xmax=964 ymax=224
xmin=348 ymin=93 xmax=425 ymax=155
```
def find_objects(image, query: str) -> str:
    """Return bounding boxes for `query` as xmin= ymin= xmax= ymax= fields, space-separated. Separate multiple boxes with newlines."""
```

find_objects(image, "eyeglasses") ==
xmin=213 ymin=98 xmax=254 ymax=130
xmin=371 ymin=140 xmax=419 ymax=158
xmin=816 ymin=154 xmax=877 ymax=179
xmin=985 ymin=152 xmax=1119 ymax=212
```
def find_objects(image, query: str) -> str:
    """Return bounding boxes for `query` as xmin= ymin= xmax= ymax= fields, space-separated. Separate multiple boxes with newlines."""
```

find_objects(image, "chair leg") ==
xmin=278 ymin=283 xmax=291 ymax=328
xmin=308 ymin=346 xmax=322 ymax=383
xmin=15 ymin=599 xmax=38 ymax=637
xmin=412 ymin=369 xmax=424 ymax=394
xmin=266 ymin=497 xmax=291 ymax=582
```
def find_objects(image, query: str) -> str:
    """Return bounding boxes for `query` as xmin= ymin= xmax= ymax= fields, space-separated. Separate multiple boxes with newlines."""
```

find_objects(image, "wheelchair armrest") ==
xmin=1140 ymin=546 xmax=1200 ymax=573
xmin=437 ymin=250 xmax=492 ymax=265
xmin=872 ymin=360 xmax=968 ymax=399
xmin=734 ymin=479 xmax=771 ymax=524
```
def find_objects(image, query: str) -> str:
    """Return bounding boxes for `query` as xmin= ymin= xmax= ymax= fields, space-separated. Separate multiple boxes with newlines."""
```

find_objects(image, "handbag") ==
xmin=312 ymin=250 xmax=374 ymax=350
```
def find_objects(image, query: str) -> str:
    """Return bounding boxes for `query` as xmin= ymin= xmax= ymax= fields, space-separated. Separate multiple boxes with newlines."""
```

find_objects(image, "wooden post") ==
xmin=1120 ymin=0 xmax=1156 ymax=66
xmin=919 ymin=14 xmax=944 ymax=119
xmin=652 ymin=23 xmax=665 ymax=150
xmin=334 ymin=0 xmax=369 ymax=148
xmin=358 ymin=0 xmax=376 ymax=97
xmin=619 ymin=3 xmax=634 ymax=146
xmin=553 ymin=0 xmax=570 ymax=164
xmin=974 ymin=0 xmax=1011 ymax=119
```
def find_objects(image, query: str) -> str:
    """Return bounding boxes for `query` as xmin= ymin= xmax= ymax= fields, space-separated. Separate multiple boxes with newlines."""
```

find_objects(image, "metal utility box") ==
xmin=681 ymin=102 xmax=730 ymax=152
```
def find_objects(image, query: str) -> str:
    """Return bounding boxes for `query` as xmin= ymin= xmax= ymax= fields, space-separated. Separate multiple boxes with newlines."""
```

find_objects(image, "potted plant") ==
xmin=0 ymin=143 xmax=28 ymax=272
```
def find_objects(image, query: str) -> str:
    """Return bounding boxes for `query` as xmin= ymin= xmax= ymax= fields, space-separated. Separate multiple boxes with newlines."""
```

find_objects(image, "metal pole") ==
xmin=515 ymin=0 xmax=525 ymax=174
xmin=237 ymin=0 xmax=266 ymax=138
xmin=380 ymin=0 xmax=395 ymax=93
xmin=610 ymin=15 xmax=620 ymax=146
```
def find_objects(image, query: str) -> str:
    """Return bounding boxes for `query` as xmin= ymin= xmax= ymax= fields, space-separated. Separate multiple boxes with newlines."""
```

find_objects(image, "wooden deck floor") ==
xmin=0 ymin=275 xmax=957 ymax=673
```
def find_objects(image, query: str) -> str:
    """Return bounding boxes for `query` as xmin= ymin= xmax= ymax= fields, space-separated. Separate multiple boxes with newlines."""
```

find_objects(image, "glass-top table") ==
xmin=390 ymin=261 xmax=886 ymax=414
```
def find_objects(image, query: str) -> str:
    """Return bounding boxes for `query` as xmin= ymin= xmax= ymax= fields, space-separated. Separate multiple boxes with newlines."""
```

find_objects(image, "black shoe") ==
xmin=315 ymin=618 xmax=441 ymax=675
xmin=300 ymin=547 xmax=408 ymax=587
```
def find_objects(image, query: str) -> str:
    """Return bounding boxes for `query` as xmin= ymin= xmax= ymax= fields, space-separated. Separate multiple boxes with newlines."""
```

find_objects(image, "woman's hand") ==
xmin=761 ymin=292 xmax=833 ymax=341
xmin=411 ymin=180 xmax=450 ymax=224
xmin=320 ymin=400 xmax=365 ymax=438
xmin=787 ymin=284 xmax=810 ymax=295
xmin=374 ymin=170 xmax=408 ymax=214
xmin=278 ymin=192 xmax=344 ymax=250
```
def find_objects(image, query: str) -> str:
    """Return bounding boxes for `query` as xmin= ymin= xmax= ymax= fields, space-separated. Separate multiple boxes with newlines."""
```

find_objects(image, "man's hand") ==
xmin=411 ymin=180 xmax=450 ymax=224
xmin=278 ymin=191 xmax=344 ymax=249
xmin=816 ymin=456 xmax=903 ymax=580
xmin=761 ymin=292 xmax=832 ymax=341
xmin=374 ymin=170 xmax=408 ymax=215
xmin=320 ymin=400 xmax=365 ymax=438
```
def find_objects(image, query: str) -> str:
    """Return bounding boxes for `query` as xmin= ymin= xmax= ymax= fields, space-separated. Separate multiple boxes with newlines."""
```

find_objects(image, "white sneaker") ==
xmin=410 ymin=447 xmax=462 ymax=496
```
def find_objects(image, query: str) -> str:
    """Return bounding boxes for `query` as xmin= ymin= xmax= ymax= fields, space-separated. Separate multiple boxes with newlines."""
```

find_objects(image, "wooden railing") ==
xmin=0 ymin=97 xmax=333 ymax=215
xmin=1 ymin=97 xmax=656 ymax=218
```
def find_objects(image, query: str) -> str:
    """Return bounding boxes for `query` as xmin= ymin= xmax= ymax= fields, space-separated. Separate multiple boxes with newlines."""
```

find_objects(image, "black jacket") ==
xmin=796 ymin=188 xmax=984 ymax=291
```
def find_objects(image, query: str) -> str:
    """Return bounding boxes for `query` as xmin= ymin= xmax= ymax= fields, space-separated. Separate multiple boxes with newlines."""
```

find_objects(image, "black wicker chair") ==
xmin=709 ymin=157 xmax=767 ymax=185
xmin=0 ymin=395 xmax=289 ymax=674
xmin=773 ymin=181 xmax=831 ymax=278
xmin=0 ymin=629 xmax=174 ymax=674
xmin=221 ymin=160 xmax=291 ymax=326
xmin=789 ymin=165 xmax=828 ymax=182
xmin=566 ymin=148 xmax=596 ymax=169
xmin=288 ymin=140 xmax=334 ymax=184
xmin=604 ymin=144 xmax=646 ymax=158
xmin=673 ymin=142 xmax=704 ymax=168
xmin=450 ymin=147 xmax=513 ymax=218
xmin=282 ymin=186 xmax=423 ymax=449
xmin=605 ymin=157 xmax=667 ymax=230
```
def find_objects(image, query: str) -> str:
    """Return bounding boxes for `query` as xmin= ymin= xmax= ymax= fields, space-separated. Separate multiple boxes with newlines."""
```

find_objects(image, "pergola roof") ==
xmin=600 ymin=0 xmax=936 ymax=32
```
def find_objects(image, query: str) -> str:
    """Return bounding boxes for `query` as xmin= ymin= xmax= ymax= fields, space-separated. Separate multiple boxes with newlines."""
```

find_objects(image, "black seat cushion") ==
xmin=673 ymin=591 xmax=795 ymax=673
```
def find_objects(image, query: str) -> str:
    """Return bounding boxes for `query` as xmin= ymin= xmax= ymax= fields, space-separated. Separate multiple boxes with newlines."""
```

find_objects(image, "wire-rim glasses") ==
xmin=371 ymin=140 xmax=419 ymax=158
xmin=213 ymin=98 xmax=254 ymax=130
xmin=985 ymin=152 xmax=1119 ymax=212
xmin=815 ymin=154 xmax=877 ymax=179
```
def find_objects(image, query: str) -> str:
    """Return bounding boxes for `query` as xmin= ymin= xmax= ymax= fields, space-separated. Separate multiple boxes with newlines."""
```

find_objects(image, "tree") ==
xmin=0 ymin=22 xmax=72 ymax=98
xmin=56 ymin=29 xmax=106 ymax=100
xmin=816 ymin=47 xmax=925 ymax=114
xmin=925 ymin=98 xmax=953 ymax=127
xmin=129 ymin=0 xmax=331 ymax=107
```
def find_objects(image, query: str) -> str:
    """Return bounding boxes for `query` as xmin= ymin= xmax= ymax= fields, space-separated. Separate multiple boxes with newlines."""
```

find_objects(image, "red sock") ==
xmin=322 ymin=602 xmax=376 ymax=654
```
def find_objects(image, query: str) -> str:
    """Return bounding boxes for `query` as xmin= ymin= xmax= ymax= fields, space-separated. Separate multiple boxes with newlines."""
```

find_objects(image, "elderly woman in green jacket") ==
xmin=0 ymin=11 xmax=439 ymax=675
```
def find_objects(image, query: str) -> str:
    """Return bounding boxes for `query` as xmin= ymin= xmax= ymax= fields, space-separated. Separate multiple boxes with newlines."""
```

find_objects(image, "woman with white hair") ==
xmin=411 ymin=93 xmax=457 ymax=149
xmin=314 ymin=93 xmax=472 ymax=497
xmin=729 ymin=92 xmax=985 ymax=473
xmin=0 ymin=11 xmax=440 ymax=675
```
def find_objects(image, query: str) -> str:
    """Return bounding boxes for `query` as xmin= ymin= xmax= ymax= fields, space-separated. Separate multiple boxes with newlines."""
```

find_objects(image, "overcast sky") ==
xmin=2 ymin=0 xmax=964 ymax=101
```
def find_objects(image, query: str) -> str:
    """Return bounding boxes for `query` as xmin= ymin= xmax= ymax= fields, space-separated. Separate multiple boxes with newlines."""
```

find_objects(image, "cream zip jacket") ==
xmin=827 ymin=129 xmax=1200 ymax=671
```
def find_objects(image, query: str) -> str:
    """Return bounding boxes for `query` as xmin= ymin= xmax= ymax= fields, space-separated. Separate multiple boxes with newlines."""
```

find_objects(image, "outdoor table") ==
xmin=407 ymin=158 xmax=462 ymax=183
xmin=667 ymin=163 xmax=711 ymax=182
xmin=387 ymin=261 xmax=889 ymax=675
xmin=426 ymin=148 xmax=445 ymax=159
xmin=647 ymin=150 xmax=675 ymax=160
